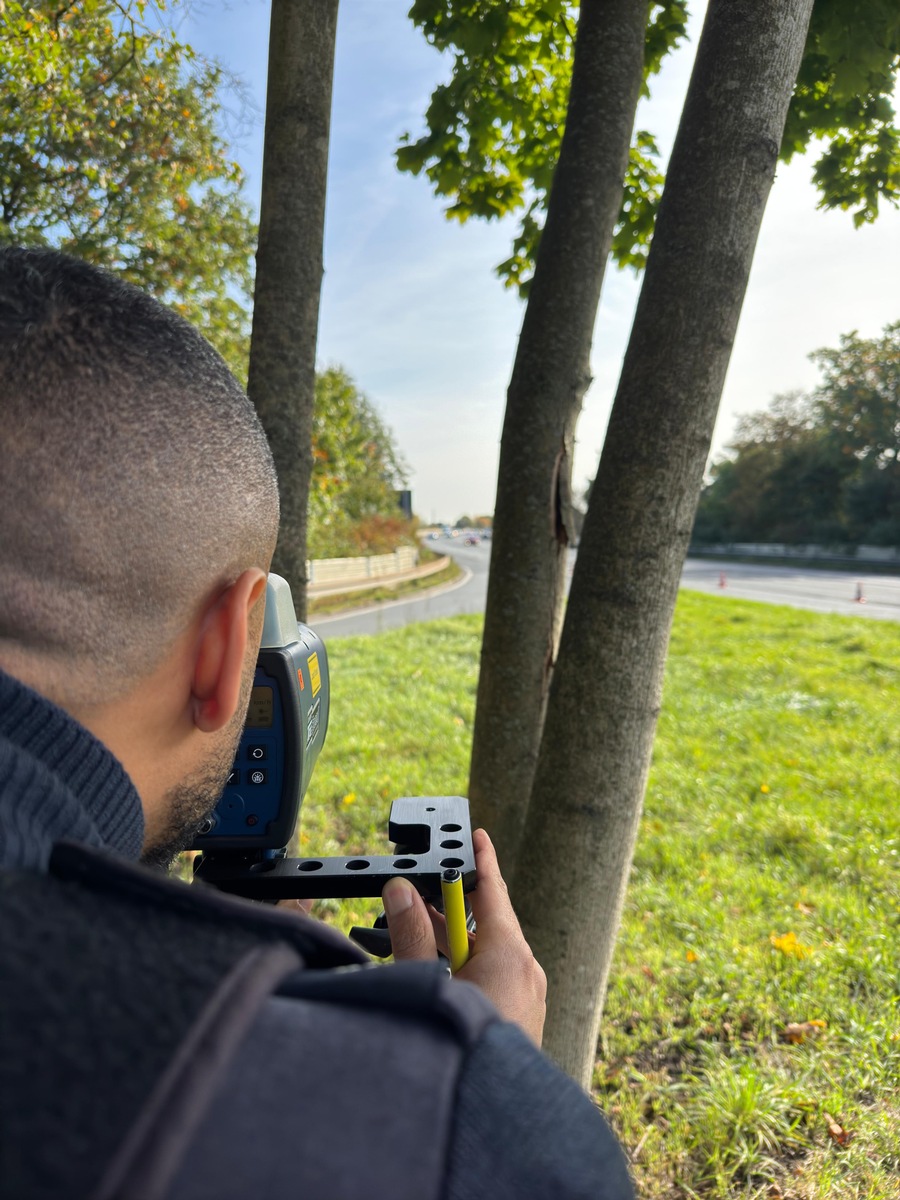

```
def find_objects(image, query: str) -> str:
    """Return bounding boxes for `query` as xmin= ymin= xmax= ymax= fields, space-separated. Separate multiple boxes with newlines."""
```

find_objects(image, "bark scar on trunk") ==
xmin=551 ymin=444 xmax=577 ymax=547
xmin=542 ymin=636 xmax=556 ymax=691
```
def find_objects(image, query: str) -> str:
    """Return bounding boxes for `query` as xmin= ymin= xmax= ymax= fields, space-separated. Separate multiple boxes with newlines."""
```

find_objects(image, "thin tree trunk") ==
xmin=511 ymin=0 xmax=815 ymax=1088
xmin=248 ymin=0 xmax=339 ymax=620
xmin=468 ymin=0 xmax=649 ymax=873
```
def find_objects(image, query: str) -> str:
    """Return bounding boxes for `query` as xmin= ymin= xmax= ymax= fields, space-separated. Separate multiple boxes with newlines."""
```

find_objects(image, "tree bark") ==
xmin=248 ymin=0 xmax=339 ymax=619
xmin=468 ymin=0 xmax=649 ymax=872
xmin=511 ymin=0 xmax=815 ymax=1088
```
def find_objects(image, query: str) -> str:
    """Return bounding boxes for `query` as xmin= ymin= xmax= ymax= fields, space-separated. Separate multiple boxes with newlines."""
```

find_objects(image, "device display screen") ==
xmin=246 ymin=686 xmax=274 ymax=728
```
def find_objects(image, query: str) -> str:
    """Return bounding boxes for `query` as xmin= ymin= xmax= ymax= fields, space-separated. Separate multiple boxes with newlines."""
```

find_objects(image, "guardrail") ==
xmin=307 ymin=545 xmax=419 ymax=587
xmin=692 ymin=542 xmax=899 ymax=563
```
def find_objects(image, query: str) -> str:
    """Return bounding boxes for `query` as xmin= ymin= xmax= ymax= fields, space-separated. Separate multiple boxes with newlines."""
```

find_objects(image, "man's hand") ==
xmin=382 ymin=827 xmax=547 ymax=1046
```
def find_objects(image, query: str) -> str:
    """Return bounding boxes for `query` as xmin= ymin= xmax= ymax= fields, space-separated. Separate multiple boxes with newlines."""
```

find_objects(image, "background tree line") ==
xmin=694 ymin=323 xmax=900 ymax=548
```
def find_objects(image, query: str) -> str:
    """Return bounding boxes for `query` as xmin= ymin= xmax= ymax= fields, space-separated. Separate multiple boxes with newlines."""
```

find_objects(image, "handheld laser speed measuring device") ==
xmin=191 ymin=574 xmax=329 ymax=852
xmin=192 ymin=574 xmax=475 ymax=954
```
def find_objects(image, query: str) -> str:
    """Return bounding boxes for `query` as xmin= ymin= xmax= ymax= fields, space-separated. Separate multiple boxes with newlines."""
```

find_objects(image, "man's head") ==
xmin=0 ymin=247 xmax=280 ymax=862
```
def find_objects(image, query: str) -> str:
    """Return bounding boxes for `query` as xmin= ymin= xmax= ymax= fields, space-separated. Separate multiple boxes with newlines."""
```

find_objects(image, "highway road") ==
xmin=312 ymin=540 xmax=491 ymax=638
xmin=681 ymin=556 xmax=900 ymax=621
xmin=312 ymin=541 xmax=900 ymax=638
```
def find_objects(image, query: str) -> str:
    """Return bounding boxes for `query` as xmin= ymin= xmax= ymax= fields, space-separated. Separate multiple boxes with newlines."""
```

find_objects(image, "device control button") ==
xmin=246 ymin=745 xmax=267 ymax=761
xmin=248 ymin=768 xmax=268 ymax=786
xmin=226 ymin=768 xmax=240 ymax=786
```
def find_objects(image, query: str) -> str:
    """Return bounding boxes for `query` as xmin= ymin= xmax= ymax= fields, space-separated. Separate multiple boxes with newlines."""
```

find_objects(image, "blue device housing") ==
xmin=191 ymin=576 xmax=329 ymax=852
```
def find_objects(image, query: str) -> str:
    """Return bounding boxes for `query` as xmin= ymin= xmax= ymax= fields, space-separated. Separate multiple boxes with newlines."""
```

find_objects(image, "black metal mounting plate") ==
xmin=194 ymin=796 xmax=475 ymax=904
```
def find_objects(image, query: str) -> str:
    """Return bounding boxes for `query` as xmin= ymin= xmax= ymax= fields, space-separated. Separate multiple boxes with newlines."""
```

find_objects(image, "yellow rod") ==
xmin=440 ymin=867 xmax=470 ymax=975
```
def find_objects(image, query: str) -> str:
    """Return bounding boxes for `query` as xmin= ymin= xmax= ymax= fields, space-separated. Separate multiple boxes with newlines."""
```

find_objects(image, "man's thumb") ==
xmin=382 ymin=877 xmax=436 ymax=961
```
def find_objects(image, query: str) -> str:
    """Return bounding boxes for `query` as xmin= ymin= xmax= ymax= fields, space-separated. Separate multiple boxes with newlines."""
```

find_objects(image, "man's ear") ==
xmin=191 ymin=569 xmax=268 ymax=733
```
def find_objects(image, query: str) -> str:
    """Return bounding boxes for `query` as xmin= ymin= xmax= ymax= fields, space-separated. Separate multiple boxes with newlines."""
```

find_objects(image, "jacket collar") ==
xmin=0 ymin=669 xmax=144 ymax=869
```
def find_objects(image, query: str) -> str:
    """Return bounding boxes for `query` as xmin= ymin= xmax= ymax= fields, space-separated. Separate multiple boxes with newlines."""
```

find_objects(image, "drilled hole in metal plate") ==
xmin=345 ymin=859 xmax=370 ymax=871
xmin=440 ymin=823 xmax=462 ymax=832
xmin=297 ymin=860 xmax=323 ymax=872
xmin=440 ymin=839 xmax=463 ymax=849
xmin=425 ymin=806 xmax=436 ymax=812
xmin=440 ymin=857 xmax=464 ymax=869
xmin=393 ymin=858 xmax=417 ymax=869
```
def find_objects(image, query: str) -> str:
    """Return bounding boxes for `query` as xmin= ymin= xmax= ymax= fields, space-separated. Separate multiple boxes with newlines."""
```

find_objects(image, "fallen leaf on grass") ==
xmin=795 ymin=901 xmax=816 ymax=915
xmin=824 ymin=1112 xmax=853 ymax=1146
xmin=770 ymin=930 xmax=814 ymax=958
xmin=779 ymin=1019 xmax=827 ymax=1044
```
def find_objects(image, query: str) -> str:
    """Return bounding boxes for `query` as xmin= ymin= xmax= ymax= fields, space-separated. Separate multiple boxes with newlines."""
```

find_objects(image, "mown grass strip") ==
xmin=297 ymin=592 xmax=899 ymax=1198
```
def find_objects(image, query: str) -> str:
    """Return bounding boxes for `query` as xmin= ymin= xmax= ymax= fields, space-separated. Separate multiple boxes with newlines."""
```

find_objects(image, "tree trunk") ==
xmin=468 ymin=0 xmax=649 ymax=873
xmin=248 ymin=0 xmax=339 ymax=620
xmin=511 ymin=0 xmax=815 ymax=1088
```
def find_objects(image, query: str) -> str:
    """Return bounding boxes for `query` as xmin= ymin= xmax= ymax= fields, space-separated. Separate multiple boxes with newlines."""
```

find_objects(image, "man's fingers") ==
xmin=466 ymin=828 xmax=518 ymax=935
xmin=457 ymin=827 xmax=547 ymax=1047
xmin=383 ymin=876 xmax=438 ymax=961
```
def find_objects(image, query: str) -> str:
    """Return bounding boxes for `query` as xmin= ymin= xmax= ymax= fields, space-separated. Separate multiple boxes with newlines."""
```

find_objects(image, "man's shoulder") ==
xmin=1 ymin=843 xmax=504 ymax=1199
xmin=168 ymin=988 xmax=634 ymax=1200
xmin=166 ymin=980 xmax=496 ymax=1199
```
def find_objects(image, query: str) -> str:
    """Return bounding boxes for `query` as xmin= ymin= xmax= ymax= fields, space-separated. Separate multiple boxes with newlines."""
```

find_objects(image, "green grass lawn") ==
xmin=298 ymin=593 xmax=899 ymax=1198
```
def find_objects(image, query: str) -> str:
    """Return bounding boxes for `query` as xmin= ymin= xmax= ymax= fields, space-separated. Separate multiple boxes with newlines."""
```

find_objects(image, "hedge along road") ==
xmin=310 ymin=542 xmax=900 ymax=639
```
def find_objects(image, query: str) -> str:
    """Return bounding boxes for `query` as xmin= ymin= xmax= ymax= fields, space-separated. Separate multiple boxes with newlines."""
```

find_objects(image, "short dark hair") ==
xmin=0 ymin=247 xmax=279 ymax=704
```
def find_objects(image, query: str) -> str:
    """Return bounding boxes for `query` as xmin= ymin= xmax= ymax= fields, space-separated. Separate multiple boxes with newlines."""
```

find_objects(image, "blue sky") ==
xmin=183 ymin=1 xmax=900 ymax=524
